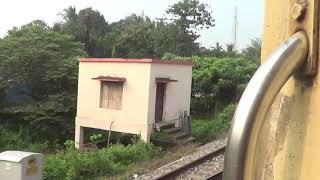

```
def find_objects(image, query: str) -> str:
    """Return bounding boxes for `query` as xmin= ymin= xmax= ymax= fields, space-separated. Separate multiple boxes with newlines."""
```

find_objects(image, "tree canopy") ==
xmin=52 ymin=0 xmax=215 ymax=58
xmin=242 ymin=38 xmax=262 ymax=63
xmin=166 ymin=0 xmax=215 ymax=33
xmin=0 ymin=21 xmax=86 ymax=140
xmin=0 ymin=0 xmax=261 ymax=143
xmin=163 ymin=54 xmax=258 ymax=114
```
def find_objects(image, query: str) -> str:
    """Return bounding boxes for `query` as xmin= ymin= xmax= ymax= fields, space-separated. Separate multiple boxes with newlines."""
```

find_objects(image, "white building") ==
xmin=75 ymin=58 xmax=193 ymax=148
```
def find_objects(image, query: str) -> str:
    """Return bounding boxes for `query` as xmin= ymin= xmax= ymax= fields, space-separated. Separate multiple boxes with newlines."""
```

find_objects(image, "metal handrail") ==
xmin=222 ymin=31 xmax=309 ymax=180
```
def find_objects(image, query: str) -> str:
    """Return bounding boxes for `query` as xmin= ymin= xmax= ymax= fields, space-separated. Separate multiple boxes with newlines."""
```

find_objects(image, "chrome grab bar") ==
xmin=222 ymin=31 xmax=309 ymax=180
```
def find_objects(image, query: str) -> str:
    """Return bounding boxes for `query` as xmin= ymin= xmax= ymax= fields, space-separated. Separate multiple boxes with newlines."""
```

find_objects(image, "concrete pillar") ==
xmin=140 ymin=132 xmax=149 ymax=142
xmin=75 ymin=125 xmax=84 ymax=149
xmin=140 ymin=125 xmax=152 ymax=142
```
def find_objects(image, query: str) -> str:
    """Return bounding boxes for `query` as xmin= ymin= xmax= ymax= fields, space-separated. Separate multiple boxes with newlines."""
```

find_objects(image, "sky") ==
xmin=0 ymin=0 xmax=264 ymax=50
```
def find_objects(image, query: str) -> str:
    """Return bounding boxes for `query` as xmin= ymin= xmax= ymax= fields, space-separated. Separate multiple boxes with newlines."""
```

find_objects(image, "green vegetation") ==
xmin=0 ymin=125 xmax=49 ymax=152
xmin=89 ymin=134 xmax=103 ymax=142
xmin=163 ymin=55 xmax=258 ymax=115
xmin=241 ymin=38 xmax=262 ymax=64
xmin=54 ymin=0 xmax=214 ymax=58
xmin=163 ymin=48 xmax=259 ymax=143
xmin=0 ymin=0 xmax=262 ymax=178
xmin=109 ymin=143 xmax=198 ymax=179
xmin=0 ymin=21 xmax=86 ymax=143
xmin=192 ymin=104 xmax=236 ymax=143
xmin=151 ymin=132 xmax=172 ymax=142
xmin=44 ymin=139 xmax=160 ymax=179
xmin=0 ymin=0 xmax=220 ymax=145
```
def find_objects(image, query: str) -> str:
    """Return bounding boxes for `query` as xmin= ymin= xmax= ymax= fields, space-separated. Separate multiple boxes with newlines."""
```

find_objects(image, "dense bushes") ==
xmin=192 ymin=57 xmax=257 ymax=114
xmin=44 ymin=140 xmax=160 ymax=179
xmin=192 ymin=103 xmax=236 ymax=143
xmin=0 ymin=21 xmax=86 ymax=142
xmin=0 ymin=125 xmax=49 ymax=152
xmin=163 ymin=54 xmax=258 ymax=115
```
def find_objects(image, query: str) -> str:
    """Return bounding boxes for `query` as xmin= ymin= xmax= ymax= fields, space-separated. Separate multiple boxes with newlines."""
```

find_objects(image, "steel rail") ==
xmin=155 ymin=145 xmax=226 ymax=180
xmin=206 ymin=170 xmax=223 ymax=180
xmin=222 ymin=31 xmax=309 ymax=180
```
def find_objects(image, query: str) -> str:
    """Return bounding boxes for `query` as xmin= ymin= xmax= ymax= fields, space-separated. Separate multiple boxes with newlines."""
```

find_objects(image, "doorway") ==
xmin=155 ymin=82 xmax=166 ymax=123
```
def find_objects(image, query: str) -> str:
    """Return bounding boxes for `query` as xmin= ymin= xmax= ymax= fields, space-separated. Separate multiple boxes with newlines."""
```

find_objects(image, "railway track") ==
xmin=155 ymin=146 xmax=225 ymax=180
xmin=137 ymin=139 xmax=226 ymax=180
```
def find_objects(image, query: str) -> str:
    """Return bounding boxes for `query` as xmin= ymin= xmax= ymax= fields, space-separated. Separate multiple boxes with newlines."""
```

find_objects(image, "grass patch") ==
xmin=192 ymin=103 xmax=236 ymax=143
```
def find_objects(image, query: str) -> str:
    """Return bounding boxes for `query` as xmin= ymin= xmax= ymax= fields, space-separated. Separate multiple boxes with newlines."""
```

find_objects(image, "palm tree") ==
xmin=211 ymin=42 xmax=225 ymax=58
xmin=58 ymin=6 xmax=81 ymax=38
xmin=226 ymin=43 xmax=235 ymax=53
xmin=225 ymin=43 xmax=237 ymax=57
xmin=58 ymin=6 xmax=78 ymax=25
xmin=241 ymin=38 xmax=262 ymax=60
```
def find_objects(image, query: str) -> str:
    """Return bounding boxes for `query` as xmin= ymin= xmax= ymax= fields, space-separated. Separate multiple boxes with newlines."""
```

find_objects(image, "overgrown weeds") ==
xmin=0 ymin=125 xmax=49 ymax=152
xmin=107 ymin=143 xmax=198 ymax=179
xmin=192 ymin=103 xmax=236 ymax=143
xmin=43 ymin=139 xmax=160 ymax=180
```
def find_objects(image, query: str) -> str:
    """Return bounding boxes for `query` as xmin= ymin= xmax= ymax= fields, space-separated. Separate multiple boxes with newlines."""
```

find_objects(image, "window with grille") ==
xmin=100 ymin=81 xmax=123 ymax=110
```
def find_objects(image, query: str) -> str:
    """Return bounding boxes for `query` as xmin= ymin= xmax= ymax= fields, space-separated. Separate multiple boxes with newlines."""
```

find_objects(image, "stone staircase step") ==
xmin=154 ymin=121 xmax=175 ymax=131
xmin=171 ymin=132 xmax=189 ymax=140
xmin=161 ymin=127 xmax=181 ymax=134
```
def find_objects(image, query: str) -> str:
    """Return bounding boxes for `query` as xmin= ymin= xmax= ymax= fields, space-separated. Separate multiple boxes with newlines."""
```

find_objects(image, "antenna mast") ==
xmin=232 ymin=6 xmax=239 ymax=52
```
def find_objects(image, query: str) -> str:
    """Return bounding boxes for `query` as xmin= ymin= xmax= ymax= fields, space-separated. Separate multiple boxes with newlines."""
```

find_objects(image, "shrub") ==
xmin=162 ymin=54 xmax=257 ymax=116
xmin=0 ymin=125 xmax=48 ymax=152
xmin=150 ymin=132 xmax=171 ymax=142
xmin=89 ymin=134 xmax=103 ymax=142
xmin=215 ymin=103 xmax=237 ymax=129
xmin=43 ymin=140 xmax=160 ymax=179
xmin=192 ymin=103 xmax=236 ymax=143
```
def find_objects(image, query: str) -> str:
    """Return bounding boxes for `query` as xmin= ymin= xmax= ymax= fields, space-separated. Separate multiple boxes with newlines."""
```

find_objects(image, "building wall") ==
xmin=148 ymin=64 xmax=193 ymax=126
xmin=76 ymin=62 xmax=151 ymax=141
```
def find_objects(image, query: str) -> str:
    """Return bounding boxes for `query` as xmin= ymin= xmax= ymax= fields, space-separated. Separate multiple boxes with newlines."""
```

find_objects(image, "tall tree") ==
xmin=153 ymin=20 xmax=199 ymax=57
xmin=163 ymin=0 xmax=215 ymax=56
xmin=199 ymin=43 xmax=226 ymax=58
xmin=211 ymin=43 xmax=225 ymax=57
xmin=78 ymin=7 xmax=110 ymax=57
xmin=241 ymin=38 xmax=262 ymax=63
xmin=57 ymin=6 xmax=81 ymax=39
xmin=226 ymin=43 xmax=237 ymax=57
xmin=110 ymin=14 xmax=156 ymax=58
xmin=56 ymin=6 xmax=109 ymax=57
xmin=166 ymin=0 xmax=215 ymax=33
xmin=53 ymin=2 xmax=215 ymax=58
xmin=0 ymin=21 xmax=86 ymax=140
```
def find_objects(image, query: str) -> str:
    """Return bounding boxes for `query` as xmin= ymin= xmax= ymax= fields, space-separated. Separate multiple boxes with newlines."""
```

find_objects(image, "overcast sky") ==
xmin=0 ymin=0 xmax=264 ymax=50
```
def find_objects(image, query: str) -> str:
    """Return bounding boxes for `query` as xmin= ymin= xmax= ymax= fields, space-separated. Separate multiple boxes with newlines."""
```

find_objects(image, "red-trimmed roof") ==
xmin=92 ymin=76 xmax=126 ymax=82
xmin=79 ymin=58 xmax=194 ymax=66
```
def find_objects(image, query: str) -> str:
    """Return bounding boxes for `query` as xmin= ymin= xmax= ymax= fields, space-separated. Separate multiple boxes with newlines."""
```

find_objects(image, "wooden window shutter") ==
xmin=107 ymin=82 xmax=117 ymax=109
xmin=100 ymin=81 xmax=123 ymax=110
xmin=100 ymin=82 xmax=109 ymax=108
xmin=115 ymin=83 xmax=123 ymax=109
